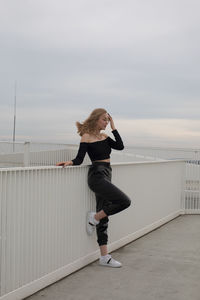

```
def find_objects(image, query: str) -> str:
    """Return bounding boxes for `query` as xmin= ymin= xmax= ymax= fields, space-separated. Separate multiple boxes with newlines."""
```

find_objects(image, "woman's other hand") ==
xmin=56 ymin=161 xmax=73 ymax=167
xmin=108 ymin=113 xmax=116 ymax=131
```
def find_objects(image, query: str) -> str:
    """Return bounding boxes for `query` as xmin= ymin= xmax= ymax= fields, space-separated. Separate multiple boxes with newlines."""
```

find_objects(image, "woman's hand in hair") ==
xmin=56 ymin=161 xmax=73 ymax=167
xmin=108 ymin=113 xmax=116 ymax=131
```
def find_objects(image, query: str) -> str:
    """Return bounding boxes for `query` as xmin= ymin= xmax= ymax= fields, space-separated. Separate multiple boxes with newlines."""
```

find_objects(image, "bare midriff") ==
xmin=93 ymin=159 xmax=110 ymax=163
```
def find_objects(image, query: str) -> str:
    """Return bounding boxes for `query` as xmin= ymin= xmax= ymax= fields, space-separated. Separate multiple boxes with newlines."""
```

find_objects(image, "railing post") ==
xmin=23 ymin=142 xmax=30 ymax=167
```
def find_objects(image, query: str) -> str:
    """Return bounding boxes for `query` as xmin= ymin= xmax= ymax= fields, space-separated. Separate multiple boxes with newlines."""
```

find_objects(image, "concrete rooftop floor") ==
xmin=25 ymin=215 xmax=200 ymax=300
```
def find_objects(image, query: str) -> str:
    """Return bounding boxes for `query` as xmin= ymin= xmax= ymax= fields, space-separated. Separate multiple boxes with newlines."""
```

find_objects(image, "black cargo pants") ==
xmin=87 ymin=162 xmax=131 ymax=246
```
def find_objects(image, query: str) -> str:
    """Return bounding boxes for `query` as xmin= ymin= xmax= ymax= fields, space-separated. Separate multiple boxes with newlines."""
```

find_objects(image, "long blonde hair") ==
xmin=76 ymin=108 xmax=107 ymax=136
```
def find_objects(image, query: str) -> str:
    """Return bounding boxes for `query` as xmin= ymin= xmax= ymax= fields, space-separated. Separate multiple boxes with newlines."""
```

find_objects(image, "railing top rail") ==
xmin=0 ymin=159 xmax=186 ymax=172
xmin=0 ymin=141 xmax=25 ymax=145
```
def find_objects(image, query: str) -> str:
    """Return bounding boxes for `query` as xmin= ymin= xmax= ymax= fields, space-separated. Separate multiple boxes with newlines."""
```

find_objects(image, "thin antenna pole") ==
xmin=13 ymin=81 xmax=17 ymax=152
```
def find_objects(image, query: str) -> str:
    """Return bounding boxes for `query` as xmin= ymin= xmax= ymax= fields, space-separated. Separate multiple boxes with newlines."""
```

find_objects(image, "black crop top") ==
xmin=71 ymin=129 xmax=124 ymax=165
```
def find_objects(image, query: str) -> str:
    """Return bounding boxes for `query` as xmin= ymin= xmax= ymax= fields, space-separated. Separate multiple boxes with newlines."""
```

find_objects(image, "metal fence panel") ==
xmin=0 ymin=161 xmax=184 ymax=299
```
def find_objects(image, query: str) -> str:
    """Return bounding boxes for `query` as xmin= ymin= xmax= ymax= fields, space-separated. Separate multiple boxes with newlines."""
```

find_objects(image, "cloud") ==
xmin=117 ymin=118 xmax=200 ymax=148
xmin=1 ymin=0 xmax=200 ymax=147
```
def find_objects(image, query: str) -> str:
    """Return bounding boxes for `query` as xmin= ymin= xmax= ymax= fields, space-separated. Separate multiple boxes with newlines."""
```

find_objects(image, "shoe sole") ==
xmin=99 ymin=262 xmax=122 ymax=268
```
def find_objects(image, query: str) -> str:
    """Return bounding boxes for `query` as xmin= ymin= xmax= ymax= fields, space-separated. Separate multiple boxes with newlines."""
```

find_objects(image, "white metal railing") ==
xmin=126 ymin=146 xmax=200 ymax=214
xmin=0 ymin=145 xmax=80 ymax=168
xmin=0 ymin=146 xmax=152 ymax=168
xmin=1 ymin=142 xmax=199 ymax=213
xmin=30 ymin=147 xmax=83 ymax=166
xmin=0 ymin=141 xmax=25 ymax=153
xmin=0 ymin=160 xmax=184 ymax=299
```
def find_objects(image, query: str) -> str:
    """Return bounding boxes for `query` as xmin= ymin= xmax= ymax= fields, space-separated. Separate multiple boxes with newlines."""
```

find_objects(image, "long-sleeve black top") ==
xmin=72 ymin=129 xmax=124 ymax=165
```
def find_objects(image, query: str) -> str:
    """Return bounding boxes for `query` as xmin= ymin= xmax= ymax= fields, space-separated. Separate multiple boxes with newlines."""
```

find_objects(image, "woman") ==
xmin=56 ymin=108 xmax=131 ymax=268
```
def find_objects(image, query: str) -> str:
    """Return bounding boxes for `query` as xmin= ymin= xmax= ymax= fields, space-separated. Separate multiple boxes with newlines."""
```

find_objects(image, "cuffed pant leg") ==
xmin=96 ymin=193 xmax=109 ymax=246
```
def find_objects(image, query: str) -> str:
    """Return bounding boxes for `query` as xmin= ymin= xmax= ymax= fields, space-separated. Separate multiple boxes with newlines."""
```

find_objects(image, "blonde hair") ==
xmin=76 ymin=108 xmax=107 ymax=136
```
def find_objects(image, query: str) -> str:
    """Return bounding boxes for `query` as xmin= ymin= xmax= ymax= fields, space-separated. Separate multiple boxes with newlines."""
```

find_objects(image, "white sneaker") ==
xmin=99 ymin=255 xmax=122 ymax=268
xmin=86 ymin=212 xmax=99 ymax=235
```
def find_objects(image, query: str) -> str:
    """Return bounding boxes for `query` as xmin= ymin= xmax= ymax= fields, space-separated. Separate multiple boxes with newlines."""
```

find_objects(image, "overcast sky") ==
xmin=1 ymin=0 xmax=200 ymax=148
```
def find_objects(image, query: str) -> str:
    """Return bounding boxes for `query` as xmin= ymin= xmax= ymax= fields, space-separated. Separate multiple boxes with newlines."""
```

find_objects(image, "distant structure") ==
xmin=13 ymin=81 xmax=17 ymax=152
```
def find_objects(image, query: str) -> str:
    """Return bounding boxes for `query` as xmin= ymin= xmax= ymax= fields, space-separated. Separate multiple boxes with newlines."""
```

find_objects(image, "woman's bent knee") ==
xmin=123 ymin=196 xmax=131 ymax=209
